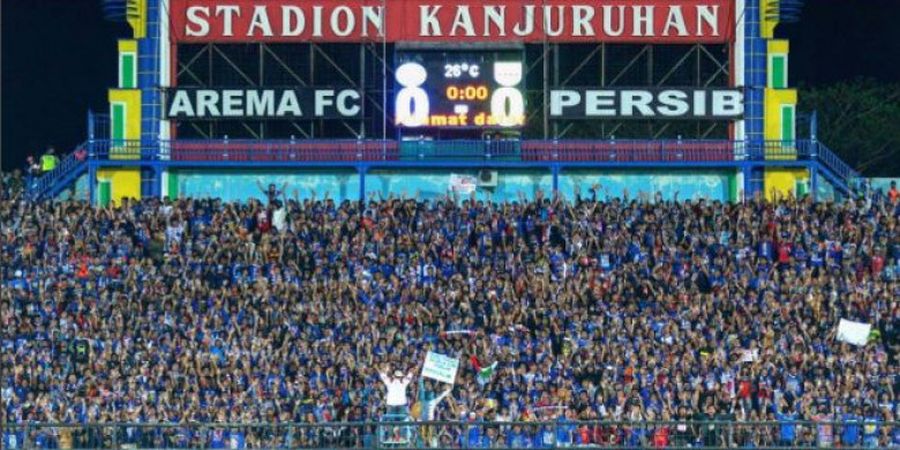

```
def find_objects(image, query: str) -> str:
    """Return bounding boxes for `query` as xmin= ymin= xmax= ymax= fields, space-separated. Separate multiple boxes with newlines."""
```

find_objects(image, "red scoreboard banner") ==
xmin=170 ymin=0 xmax=734 ymax=44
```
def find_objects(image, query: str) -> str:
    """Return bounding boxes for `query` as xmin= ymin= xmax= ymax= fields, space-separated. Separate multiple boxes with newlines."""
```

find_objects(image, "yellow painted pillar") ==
xmin=99 ymin=39 xmax=143 ymax=205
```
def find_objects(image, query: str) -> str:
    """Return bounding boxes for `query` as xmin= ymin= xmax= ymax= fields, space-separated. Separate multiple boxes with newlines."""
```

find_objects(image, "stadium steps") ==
xmin=814 ymin=142 xmax=860 ymax=197
xmin=815 ymin=161 xmax=853 ymax=199
xmin=27 ymin=144 xmax=89 ymax=201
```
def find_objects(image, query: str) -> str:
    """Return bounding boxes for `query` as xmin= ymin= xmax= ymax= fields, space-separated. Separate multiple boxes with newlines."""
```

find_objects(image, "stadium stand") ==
xmin=1 ymin=172 xmax=898 ymax=448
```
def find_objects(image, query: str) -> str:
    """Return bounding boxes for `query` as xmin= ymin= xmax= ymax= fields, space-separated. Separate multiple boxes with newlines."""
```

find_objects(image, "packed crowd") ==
xmin=2 ymin=170 xmax=899 ymax=448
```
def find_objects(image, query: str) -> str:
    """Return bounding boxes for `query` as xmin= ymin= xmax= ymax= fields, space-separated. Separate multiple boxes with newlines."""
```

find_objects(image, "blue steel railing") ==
xmin=86 ymin=139 xmax=823 ymax=163
xmin=86 ymin=139 xmax=853 ymax=181
xmin=28 ymin=138 xmax=859 ymax=200
xmin=1 ymin=420 xmax=895 ymax=449
xmin=815 ymin=141 xmax=860 ymax=184
xmin=26 ymin=143 xmax=89 ymax=200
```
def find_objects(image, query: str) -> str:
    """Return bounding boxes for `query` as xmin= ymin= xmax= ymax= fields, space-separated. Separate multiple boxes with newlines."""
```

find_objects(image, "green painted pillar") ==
xmin=98 ymin=179 xmax=111 ymax=207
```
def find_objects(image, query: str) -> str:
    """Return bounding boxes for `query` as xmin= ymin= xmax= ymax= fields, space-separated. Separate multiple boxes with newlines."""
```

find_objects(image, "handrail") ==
xmin=84 ymin=139 xmax=820 ymax=163
xmin=815 ymin=141 xmax=859 ymax=184
xmin=29 ymin=138 xmax=860 ymax=199
xmin=26 ymin=142 xmax=89 ymax=200
xmin=1 ymin=419 xmax=893 ymax=428
xmin=1 ymin=419 xmax=894 ymax=450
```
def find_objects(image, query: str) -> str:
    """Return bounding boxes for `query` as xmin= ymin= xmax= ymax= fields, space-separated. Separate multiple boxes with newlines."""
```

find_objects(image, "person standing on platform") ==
xmin=40 ymin=147 xmax=59 ymax=173
xmin=380 ymin=365 xmax=414 ymax=417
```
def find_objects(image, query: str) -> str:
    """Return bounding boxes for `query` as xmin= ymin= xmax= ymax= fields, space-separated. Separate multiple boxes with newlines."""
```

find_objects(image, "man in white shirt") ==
xmin=272 ymin=200 xmax=287 ymax=232
xmin=379 ymin=366 xmax=413 ymax=417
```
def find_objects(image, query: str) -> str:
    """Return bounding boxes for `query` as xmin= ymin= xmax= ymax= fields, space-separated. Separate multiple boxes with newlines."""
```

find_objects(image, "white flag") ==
xmin=836 ymin=319 xmax=871 ymax=346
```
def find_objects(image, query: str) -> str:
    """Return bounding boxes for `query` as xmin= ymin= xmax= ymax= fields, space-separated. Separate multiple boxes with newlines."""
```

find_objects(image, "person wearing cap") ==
xmin=379 ymin=365 xmax=413 ymax=417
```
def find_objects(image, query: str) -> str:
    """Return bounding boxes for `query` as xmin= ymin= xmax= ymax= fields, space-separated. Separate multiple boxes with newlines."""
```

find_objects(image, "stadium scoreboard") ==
xmin=394 ymin=50 xmax=526 ymax=129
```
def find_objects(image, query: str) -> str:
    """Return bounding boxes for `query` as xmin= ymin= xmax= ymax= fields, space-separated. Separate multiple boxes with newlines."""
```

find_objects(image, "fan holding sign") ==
xmin=417 ymin=352 xmax=457 ymax=447
xmin=418 ymin=352 xmax=458 ymax=419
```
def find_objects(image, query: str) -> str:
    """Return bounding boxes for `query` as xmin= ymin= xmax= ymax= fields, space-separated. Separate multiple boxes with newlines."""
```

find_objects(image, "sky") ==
xmin=2 ymin=0 xmax=899 ymax=171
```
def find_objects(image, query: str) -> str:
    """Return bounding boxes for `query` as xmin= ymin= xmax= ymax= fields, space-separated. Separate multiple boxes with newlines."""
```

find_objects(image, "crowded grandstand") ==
xmin=4 ymin=0 xmax=900 ymax=448
xmin=2 ymin=169 xmax=898 ymax=447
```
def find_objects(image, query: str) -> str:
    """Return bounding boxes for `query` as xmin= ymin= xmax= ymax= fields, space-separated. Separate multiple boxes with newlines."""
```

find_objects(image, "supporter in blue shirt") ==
xmin=0 ymin=175 xmax=897 ymax=450
xmin=775 ymin=405 xmax=798 ymax=445
xmin=841 ymin=407 xmax=862 ymax=447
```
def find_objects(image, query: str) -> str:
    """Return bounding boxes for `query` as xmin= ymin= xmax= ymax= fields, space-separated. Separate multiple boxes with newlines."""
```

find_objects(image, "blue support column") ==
xmin=153 ymin=165 xmax=163 ymax=198
xmin=752 ymin=166 xmax=766 ymax=199
xmin=141 ymin=166 xmax=153 ymax=199
xmin=358 ymin=165 xmax=368 ymax=202
xmin=88 ymin=164 xmax=97 ymax=207
xmin=139 ymin=0 xmax=161 ymax=157
xmin=741 ymin=165 xmax=753 ymax=200
xmin=810 ymin=163 xmax=819 ymax=201
xmin=744 ymin=0 xmax=766 ymax=152
xmin=87 ymin=110 xmax=95 ymax=142
xmin=551 ymin=165 xmax=560 ymax=192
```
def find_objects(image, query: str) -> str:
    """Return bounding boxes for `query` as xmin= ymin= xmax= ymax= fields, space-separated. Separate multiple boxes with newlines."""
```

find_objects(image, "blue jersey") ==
xmin=507 ymin=430 xmax=530 ymax=448
xmin=33 ymin=433 xmax=49 ymax=449
xmin=863 ymin=417 xmax=879 ymax=443
xmin=461 ymin=424 xmax=482 ymax=448
xmin=229 ymin=431 xmax=245 ymax=449
xmin=3 ymin=432 xmax=23 ymax=449
xmin=209 ymin=429 xmax=228 ymax=449
xmin=538 ymin=427 xmax=555 ymax=448
xmin=556 ymin=418 xmax=576 ymax=445
xmin=841 ymin=414 xmax=861 ymax=446
xmin=776 ymin=412 xmax=797 ymax=442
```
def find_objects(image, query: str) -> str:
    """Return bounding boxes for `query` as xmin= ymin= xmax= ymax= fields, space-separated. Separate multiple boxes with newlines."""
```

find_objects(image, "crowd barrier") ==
xmin=2 ymin=420 xmax=896 ymax=450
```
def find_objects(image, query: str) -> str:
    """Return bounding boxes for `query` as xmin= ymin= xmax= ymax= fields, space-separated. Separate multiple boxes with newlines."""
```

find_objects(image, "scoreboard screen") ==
xmin=394 ymin=50 xmax=525 ymax=128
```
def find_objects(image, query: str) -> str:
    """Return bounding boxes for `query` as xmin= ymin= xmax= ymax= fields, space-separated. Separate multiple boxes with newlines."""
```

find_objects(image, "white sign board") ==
xmin=449 ymin=174 xmax=477 ymax=195
xmin=422 ymin=351 xmax=459 ymax=384
xmin=740 ymin=348 xmax=759 ymax=363
xmin=836 ymin=319 xmax=872 ymax=346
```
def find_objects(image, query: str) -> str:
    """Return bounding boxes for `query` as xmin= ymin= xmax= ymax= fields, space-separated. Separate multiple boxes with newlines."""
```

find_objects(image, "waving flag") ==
xmin=477 ymin=362 xmax=498 ymax=386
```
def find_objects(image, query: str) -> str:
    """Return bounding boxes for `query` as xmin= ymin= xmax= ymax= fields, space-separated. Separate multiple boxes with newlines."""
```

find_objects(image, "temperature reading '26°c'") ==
xmin=444 ymin=63 xmax=480 ymax=79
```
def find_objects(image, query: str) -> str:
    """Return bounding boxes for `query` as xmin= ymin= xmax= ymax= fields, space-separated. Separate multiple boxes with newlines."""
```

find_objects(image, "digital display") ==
xmin=394 ymin=50 xmax=525 ymax=128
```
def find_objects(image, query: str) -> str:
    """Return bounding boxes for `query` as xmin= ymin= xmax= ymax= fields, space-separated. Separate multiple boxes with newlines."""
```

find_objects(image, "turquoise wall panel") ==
xmin=816 ymin=177 xmax=837 ymax=202
xmin=558 ymin=170 xmax=732 ymax=202
xmin=868 ymin=178 xmax=900 ymax=193
xmin=174 ymin=170 xmax=360 ymax=203
xmin=170 ymin=169 xmax=734 ymax=204
xmin=367 ymin=170 xmax=553 ymax=203
xmin=55 ymin=175 xmax=88 ymax=202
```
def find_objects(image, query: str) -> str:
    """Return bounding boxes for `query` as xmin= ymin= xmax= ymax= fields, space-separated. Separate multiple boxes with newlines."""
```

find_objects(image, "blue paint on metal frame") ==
xmin=26 ymin=138 xmax=860 ymax=201
xmin=744 ymin=0 xmax=766 ymax=148
xmin=138 ymin=0 xmax=161 ymax=163
xmin=766 ymin=0 xmax=805 ymax=24
xmin=100 ymin=0 xmax=128 ymax=22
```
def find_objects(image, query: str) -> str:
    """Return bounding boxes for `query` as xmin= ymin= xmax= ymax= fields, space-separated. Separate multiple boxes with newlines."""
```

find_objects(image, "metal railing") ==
xmin=1 ymin=420 xmax=895 ymax=450
xmin=815 ymin=141 xmax=860 ymax=184
xmin=26 ymin=143 xmax=89 ymax=200
xmin=84 ymin=139 xmax=825 ymax=164
xmin=27 ymin=138 xmax=859 ymax=200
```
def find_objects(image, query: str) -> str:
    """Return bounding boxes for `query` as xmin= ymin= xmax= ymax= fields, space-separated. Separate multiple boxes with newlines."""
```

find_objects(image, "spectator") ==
xmin=40 ymin=147 xmax=59 ymax=173
xmin=380 ymin=366 xmax=413 ymax=417
xmin=0 ymin=181 xmax=896 ymax=449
